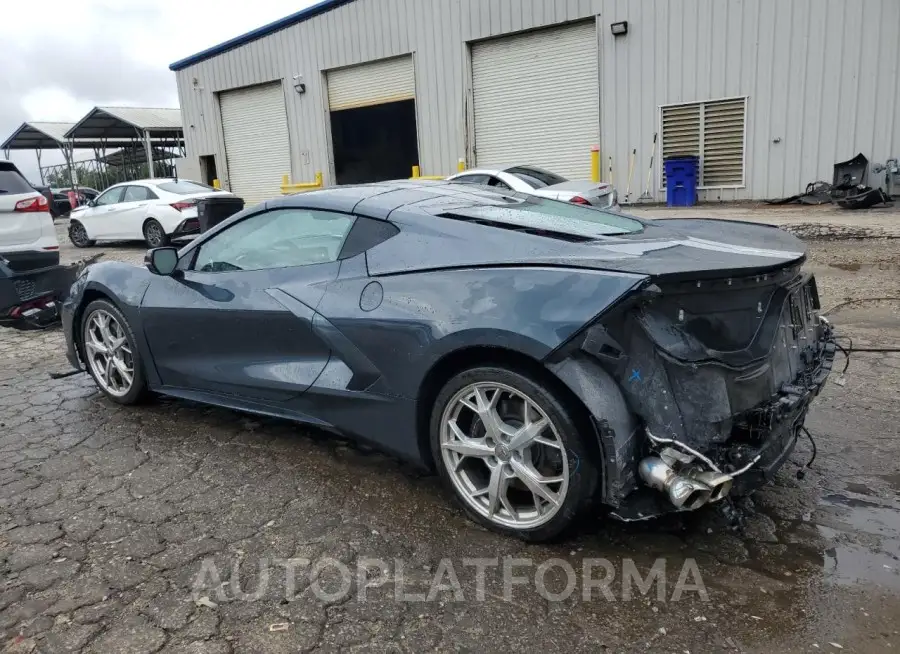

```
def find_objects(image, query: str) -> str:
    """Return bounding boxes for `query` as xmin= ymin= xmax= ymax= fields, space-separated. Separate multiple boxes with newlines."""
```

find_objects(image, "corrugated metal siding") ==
xmin=471 ymin=21 xmax=599 ymax=179
xmin=175 ymin=0 xmax=603 ymax=187
xmin=599 ymin=0 xmax=900 ymax=201
xmin=327 ymin=55 xmax=415 ymax=110
xmin=175 ymin=0 xmax=900 ymax=200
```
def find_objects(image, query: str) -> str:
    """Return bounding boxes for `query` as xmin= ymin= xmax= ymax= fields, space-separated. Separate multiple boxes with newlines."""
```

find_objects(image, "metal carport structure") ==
xmin=1 ymin=122 xmax=80 ymax=185
xmin=64 ymin=107 xmax=184 ymax=180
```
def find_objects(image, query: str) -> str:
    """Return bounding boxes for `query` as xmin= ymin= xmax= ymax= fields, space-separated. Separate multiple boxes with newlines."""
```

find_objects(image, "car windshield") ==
xmin=448 ymin=196 xmax=643 ymax=237
xmin=504 ymin=166 xmax=567 ymax=188
xmin=156 ymin=180 xmax=218 ymax=195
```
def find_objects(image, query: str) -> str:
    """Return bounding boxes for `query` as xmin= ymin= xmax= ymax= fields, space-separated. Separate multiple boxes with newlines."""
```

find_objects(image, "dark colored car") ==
xmin=50 ymin=187 xmax=100 ymax=217
xmin=60 ymin=182 xmax=834 ymax=540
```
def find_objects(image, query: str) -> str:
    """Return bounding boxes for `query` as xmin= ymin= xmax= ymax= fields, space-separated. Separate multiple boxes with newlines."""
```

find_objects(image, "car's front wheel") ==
xmin=431 ymin=366 xmax=598 ymax=541
xmin=81 ymin=299 xmax=148 ymax=405
xmin=68 ymin=221 xmax=95 ymax=248
xmin=143 ymin=219 xmax=170 ymax=248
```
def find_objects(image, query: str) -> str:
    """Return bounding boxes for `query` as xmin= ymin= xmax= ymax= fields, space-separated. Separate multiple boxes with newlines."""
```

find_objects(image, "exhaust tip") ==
xmin=692 ymin=471 xmax=734 ymax=503
xmin=668 ymin=478 xmax=712 ymax=510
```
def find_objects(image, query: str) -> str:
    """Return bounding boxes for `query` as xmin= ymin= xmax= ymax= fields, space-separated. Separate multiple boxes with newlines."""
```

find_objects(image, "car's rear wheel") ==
xmin=144 ymin=219 xmax=170 ymax=248
xmin=81 ymin=299 xmax=147 ymax=405
xmin=430 ymin=366 xmax=598 ymax=541
xmin=68 ymin=221 xmax=95 ymax=248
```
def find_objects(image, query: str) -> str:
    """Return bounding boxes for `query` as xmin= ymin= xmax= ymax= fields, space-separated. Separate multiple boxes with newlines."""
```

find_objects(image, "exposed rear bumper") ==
xmin=0 ymin=258 xmax=76 ymax=328
xmin=550 ymin=269 xmax=835 ymax=519
xmin=0 ymin=249 xmax=60 ymax=272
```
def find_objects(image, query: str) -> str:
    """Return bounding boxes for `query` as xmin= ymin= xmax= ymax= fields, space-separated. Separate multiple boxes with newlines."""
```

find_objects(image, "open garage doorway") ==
xmin=326 ymin=55 xmax=418 ymax=185
xmin=330 ymin=100 xmax=419 ymax=184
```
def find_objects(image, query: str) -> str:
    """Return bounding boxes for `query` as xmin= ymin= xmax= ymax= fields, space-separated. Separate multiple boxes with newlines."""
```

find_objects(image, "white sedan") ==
xmin=67 ymin=179 xmax=234 ymax=249
xmin=447 ymin=165 xmax=619 ymax=209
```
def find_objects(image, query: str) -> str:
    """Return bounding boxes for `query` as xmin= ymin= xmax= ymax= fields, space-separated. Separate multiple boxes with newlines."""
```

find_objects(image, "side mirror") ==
xmin=145 ymin=247 xmax=179 ymax=276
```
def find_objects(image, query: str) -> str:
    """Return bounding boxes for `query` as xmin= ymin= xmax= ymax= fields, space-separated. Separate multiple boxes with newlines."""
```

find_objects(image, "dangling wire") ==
xmin=795 ymin=426 xmax=817 ymax=480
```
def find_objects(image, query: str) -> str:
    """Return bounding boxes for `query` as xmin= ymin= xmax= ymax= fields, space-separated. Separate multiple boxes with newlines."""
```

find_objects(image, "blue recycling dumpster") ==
xmin=664 ymin=156 xmax=699 ymax=207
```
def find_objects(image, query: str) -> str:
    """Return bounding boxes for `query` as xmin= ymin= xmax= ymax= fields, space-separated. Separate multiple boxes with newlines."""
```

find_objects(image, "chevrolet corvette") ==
xmin=62 ymin=181 xmax=834 ymax=540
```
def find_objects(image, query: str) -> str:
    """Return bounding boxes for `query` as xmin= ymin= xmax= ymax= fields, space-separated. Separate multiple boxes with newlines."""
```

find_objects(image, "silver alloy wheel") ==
xmin=84 ymin=309 xmax=134 ymax=397
xmin=145 ymin=221 xmax=164 ymax=246
xmin=440 ymin=381 xmax=569 ymax=529
xmin=70 ymin=222 xmax=89 ymax=246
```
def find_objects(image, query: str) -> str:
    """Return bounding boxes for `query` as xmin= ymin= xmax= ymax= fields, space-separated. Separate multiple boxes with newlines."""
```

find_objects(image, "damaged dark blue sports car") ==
xmin=62 ymin=182 xmax=835 ymax=541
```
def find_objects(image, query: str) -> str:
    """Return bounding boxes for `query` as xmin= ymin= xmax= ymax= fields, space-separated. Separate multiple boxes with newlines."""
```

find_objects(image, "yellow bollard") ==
xmin=314 ymin=171 xmax=323 ymax=187
xmin=457 ymin=158 xmax=465 ymax=173
xmin=281 ymin=174 xmax=289 ymax=188
xmin=212 ymin=178 xmax=221 ymax=189
xmin=590 ymin=146 xmax=600 ymax=183
xmin=411 ymin=165 xmax=421 ymax=178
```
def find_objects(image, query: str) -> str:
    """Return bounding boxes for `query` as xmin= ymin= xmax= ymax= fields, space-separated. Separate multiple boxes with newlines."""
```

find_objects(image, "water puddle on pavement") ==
xmin=814 ymin=490 xmax=900 ymax=591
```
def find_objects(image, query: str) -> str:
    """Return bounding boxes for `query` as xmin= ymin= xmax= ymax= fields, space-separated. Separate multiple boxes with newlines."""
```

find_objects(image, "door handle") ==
xmin=137 ymin=203 xmax=148 ymax=207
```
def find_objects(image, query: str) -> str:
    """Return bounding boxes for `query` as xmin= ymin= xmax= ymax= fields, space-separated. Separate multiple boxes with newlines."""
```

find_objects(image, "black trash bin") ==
xmin=197 ymin=196 xmax=245 ymax=233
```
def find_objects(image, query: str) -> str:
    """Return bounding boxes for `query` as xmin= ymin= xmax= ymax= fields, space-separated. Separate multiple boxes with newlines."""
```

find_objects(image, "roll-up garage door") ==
xmin=219 ymin=82 xmax=291 ymax=204
xmin=472 ymin=22 xmax=599 ymax=180
xmin=327 ymin=56 xmax=415 ymax=111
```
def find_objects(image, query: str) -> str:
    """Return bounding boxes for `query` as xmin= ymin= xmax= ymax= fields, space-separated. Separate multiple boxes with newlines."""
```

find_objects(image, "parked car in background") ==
xmin=448 ymin=165 xmax=619 ymax=209
xmin=37 ymin=186 xmax=100 ymax=218
xmin=68 ymin=179 xmax=232 ymax=248
xmin=1 ymin=162 xmax=59 ymax=271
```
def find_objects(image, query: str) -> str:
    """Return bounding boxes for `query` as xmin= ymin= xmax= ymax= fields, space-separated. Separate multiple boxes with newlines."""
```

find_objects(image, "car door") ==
xmin=140 ymin=206 xmax=357 ymax=403
xmin=119 ymin=185 xmax=156 ymax=238
xmin=83 ymin=186 xmax=126 ymax=239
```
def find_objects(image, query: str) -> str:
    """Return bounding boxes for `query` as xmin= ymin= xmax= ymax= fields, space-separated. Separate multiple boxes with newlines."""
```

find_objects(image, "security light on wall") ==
xmin=293 ymin=75 xmax=306 ymax=95
xmin=611 ymin=21 xmax=628 ymax=36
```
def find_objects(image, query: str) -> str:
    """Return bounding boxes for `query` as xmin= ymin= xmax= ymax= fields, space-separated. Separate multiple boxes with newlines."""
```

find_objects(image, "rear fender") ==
xmin=547 ymin=355 xmax=640 ymax=506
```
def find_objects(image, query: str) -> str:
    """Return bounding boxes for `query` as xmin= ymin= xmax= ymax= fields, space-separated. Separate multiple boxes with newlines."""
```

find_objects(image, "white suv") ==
xmin=0 ymin=161 xmax=59 ymax=272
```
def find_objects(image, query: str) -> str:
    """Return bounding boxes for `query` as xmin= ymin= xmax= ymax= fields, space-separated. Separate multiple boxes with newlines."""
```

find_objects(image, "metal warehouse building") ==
xmin=170 ymin=0 xmax=900 ymax=204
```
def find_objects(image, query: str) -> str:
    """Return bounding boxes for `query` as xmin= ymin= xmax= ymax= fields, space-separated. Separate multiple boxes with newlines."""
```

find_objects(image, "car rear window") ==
xmin=0 ymin=164 xmax=34 ymax=195
xmin=445 ymin=196 xmax=643 ymax=237
xmin=156 ymin=180 xmax=218 ymax=195
xmin=505 ymin=166 xmax=567 ymax=188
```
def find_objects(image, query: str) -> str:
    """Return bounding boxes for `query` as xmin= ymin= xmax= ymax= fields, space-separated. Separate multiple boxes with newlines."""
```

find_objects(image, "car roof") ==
xmin=268 ymin=180 xmax=521 ymax=218
xmin=106 ymin=178 xmax=195 ymax=189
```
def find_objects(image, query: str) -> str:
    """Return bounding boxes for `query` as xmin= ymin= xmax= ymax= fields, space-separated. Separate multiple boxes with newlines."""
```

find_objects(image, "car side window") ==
xmin=453 ymin=174 xmax=490 ymax=185
xmin=123 ymin=186 xmax=153 ymax=202
xmin=95 ymin=187 xmax=125 ymax=206
xmin=191 ymin=208 xmax=356 ymax=273
xmin=487 ymin=177 xmax=512 ymax=191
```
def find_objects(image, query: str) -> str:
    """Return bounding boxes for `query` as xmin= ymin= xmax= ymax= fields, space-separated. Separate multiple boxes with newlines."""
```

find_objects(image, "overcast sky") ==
xmin=2 ymin=0 xmax=315 ymax=183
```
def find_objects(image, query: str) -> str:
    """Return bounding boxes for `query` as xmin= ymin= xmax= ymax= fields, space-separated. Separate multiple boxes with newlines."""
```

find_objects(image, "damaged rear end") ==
xmin=0 ymin=254 xmax=101 ymax=330
xmin=549 ymin=229 xmax=835 ymax=519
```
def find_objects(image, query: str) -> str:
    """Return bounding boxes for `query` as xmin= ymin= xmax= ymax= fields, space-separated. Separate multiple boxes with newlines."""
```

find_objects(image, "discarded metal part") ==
xmin=835 ymin=186 xmax=893 ymax=210
xmin=766 ymin=180 xmax=833 ymax=205
xmin=832 ymin=153 xmax=869 ymax=198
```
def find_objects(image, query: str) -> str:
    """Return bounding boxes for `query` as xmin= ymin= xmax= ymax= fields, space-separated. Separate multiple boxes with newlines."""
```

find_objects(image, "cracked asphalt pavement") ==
xmin=1 ymin=222 xmax=899 ymax=653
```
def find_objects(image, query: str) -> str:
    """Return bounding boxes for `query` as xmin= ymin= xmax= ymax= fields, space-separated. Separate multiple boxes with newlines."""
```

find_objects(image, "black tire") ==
xmin=430 ymin=366 xmax=598 ymax=542
xmin=81 ymin=299 xmax=148 ymax=405
xmin=68 ymin=220 xmax=95 ymax=248
xmin=143 ymin=219 xmax=170 ymax=248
